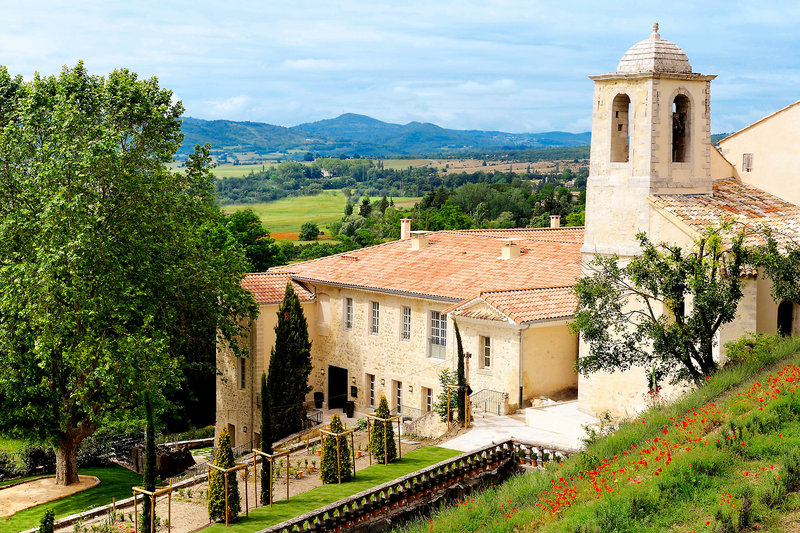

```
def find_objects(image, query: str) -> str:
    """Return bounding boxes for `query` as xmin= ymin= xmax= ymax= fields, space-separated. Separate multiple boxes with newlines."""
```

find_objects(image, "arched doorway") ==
xmin=778 ymin=300 xmax=793 ymax=336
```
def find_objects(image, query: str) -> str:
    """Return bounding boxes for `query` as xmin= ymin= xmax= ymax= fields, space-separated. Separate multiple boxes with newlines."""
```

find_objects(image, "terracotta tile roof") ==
xmin=271 ymin=228 xmax=583 ymax=302
xmin=448 ymin=286 xmax=578 ymax=324
xmin=241 ymin=273 xmax=315 ymax=304
xmin=455 ymin=227 xmax=585 ymax=243
xmin=649 ymin=178 xmax=800 ymax=246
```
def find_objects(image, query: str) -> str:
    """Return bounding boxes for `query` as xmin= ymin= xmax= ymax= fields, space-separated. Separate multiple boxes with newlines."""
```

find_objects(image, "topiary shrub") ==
xmin=320 ymin=415 xmax=352 ymax=484
xmin=38 ymin=509 xmax=54 ymax=533
xmin=260 ymin=372 xmax=273 ymax=505
xmin=207 ymin=428 xmax=241 ymax=523
xmin=369 ymin=395 xmax=397 ymax=464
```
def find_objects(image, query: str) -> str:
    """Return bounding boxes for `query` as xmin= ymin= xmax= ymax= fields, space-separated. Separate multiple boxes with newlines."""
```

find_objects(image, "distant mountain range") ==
xmin=178 ymin=113 xmax=591 ymax=158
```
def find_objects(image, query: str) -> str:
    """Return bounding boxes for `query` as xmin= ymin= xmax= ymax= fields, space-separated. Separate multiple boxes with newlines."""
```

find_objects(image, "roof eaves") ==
xmin=290 ymin=276 xmax=461 ymax=303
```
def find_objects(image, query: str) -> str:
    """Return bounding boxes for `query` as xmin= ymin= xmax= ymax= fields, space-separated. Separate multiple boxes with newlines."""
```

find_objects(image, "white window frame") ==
xmin=343 ymin=297 xmax=353 ymax=330
xmin=480 ymin=336 xmax=491 ymax=369
xmin=424 ymin=387 xmax=433 ymax=412
xmin=428 ymin=311 xmax=447 ymax=359
xmin=370 ymin=301 xmax=380 ymax=334
xmin=394 ymin=380 xmax=403 ymax=414
xmin=401 ymin=306 xmax=411 ymax=341
xmin=367 ymin=373 xmax=375 ymax=408
xmin=743 ymin=153 xmax=753 ymax=172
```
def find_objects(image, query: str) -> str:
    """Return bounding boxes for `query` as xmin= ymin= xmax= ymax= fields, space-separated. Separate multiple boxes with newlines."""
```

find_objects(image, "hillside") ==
xmin=179 ymin=114 xmax=591 ymax=158
xmin=400 ymin=336 xmax=800 ymax=532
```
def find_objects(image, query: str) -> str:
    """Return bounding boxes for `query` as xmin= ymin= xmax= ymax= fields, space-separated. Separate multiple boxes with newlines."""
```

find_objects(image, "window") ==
xmin=370 ymin=301 xmax=380 ymax=334
xmin=480 ymin=336 xmax=491 ymax=368
xmin=743 ymin=153 xmax=753 ymax=172
xmin=238 ymin=357 xmax=247 ymax=389
xmin=424 ymin=387 xmax=433 ymax=412
xmin=429 ymin=311 xmax=447 ymax=359
xmin=401 ymin=306 xmax=411 ymax=340
xmin=344 ymin=298 xmax=353 ymax=330
xmin=672 ymin=95 xmax=690 ymax=163
xmin=367 ymin=373 xmax=375 ymax=408
xmin=394 ymin=380 xmax=402 ymax=414
xmin=610 ymin=94 xmax=631 ymax=163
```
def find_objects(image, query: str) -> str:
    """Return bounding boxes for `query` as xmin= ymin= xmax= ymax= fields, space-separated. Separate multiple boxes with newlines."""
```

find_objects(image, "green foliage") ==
xmin=38 ymin=509 xmax=54 ymax=533
xmin=432 ymin=369 xmax=458 ymax=423
xmin=369 ymin=396 xmax=397 ymax=463
xmin=299 ymin=222 xmax=320 ymax=241
xmin=207 ymin=428 xmax=241 ymax=523
xmin=724 ymin=333 xmax=781 ymax=366
xmin=266 ymin=284 xmax=312 ymax=440
xmin=572 ymin=226 xmax=746 ymax=385
xmin=141 ymin=394 xmax=156 ymax=533
xmin=454 ymin=320 xmax=466 ymax=424
xmin=0 ymin=64 xmax=257 ymax=483
xmin=259 ymin=373 xmax=272 ymax=505
xmin=320 ymin=415 xmax=352 ymax=484
xmin=226 ymin=209 xmax=286 ymax=271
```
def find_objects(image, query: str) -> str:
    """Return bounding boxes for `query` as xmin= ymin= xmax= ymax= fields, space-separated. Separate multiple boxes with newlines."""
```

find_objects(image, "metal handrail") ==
xmin=470 ymin=388 xmax=506 ymax=415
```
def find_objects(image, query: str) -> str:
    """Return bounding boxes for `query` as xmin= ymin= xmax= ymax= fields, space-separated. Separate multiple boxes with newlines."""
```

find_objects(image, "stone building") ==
xmin=579 ymin=23 xmax=800 ymax=417
xmin=216 ymin=225 xmax=583 ymax=448
xmin=218 ymin=24 xmax=800 ymax=443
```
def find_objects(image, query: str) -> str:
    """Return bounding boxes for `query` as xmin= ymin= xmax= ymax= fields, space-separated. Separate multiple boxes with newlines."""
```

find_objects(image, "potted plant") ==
xmin=357 ymin=443 xmax=363 ymax=458
xmin=310 ymin=459 xmax=316 ymax=472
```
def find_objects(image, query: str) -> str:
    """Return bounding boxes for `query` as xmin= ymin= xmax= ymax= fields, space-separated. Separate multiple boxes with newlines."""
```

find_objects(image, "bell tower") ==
xmin=582 ymin=23 xmax=716 ymax=260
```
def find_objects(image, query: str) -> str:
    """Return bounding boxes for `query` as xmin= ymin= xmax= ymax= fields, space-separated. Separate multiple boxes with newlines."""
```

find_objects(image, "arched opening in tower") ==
xmin=672 ymin=95 xmax=690 ymax=162
xmin=610 ymin=94 xmax=630 ymax=163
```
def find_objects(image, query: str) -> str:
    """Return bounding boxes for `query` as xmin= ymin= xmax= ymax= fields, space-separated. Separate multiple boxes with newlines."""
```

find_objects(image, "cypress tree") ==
xmin=369 ymin=395 xmax=397 ymax=463
xmin=141 ymin=393 xmax=156 ymax=532
xmin=266 ymin=283 xmax=312 ymax=440
xmin=454 ymin=320 xmax=466 ymax=424
xmin=259 ymin=372 xmax=272 ymax=505
xmin=207 ymin=428 xmax=241 ymax=523
xmin=320 ymin=415 xmax=352 ymax=484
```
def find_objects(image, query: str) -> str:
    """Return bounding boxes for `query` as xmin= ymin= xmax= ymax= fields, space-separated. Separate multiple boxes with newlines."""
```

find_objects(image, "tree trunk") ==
xmin=55 ymin=436 xmax=81 ymax=486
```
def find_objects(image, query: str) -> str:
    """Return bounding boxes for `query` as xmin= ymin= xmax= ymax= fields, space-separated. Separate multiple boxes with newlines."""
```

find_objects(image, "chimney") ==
xmin=550 ymin=215 xmax=561 ymax=228
xmin=500 ymin=240 xmax=521 ymax=260
xmin=400 ymin=218 xmax=412 ymax=240
xmin=410 ymin=231 xmax=429 ymax=250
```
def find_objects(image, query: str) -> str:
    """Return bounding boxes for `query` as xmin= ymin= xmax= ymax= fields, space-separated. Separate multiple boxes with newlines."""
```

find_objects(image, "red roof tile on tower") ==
xmin=650 ymin=179 xmax=800 ymax=246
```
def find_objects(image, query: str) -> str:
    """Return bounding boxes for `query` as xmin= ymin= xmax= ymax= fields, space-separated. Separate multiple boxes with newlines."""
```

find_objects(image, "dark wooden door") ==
xmin=328 ymin=365 xmax=348 ymax=409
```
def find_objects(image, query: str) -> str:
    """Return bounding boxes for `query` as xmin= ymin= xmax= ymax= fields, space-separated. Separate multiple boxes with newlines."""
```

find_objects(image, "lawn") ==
xmin=202 ymin=446 xmax=460 ymax=532
xmin=398 ymin=336 xmax=800 ymax=532
xmin=223 ymin=192 xmax=420 ymax=237
xmin=0 ymin=466 xmax=143 ymax=533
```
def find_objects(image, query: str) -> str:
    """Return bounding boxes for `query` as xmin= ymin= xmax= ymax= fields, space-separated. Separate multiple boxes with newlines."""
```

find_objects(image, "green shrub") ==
xmin=38 ymin=509 xmax=54 ymax=533
xmin=320 ymin=415 xmax=352 ymax=484
xmin=432 ymin=369 xmax=457 ymax=423
xmin=76 ymin=436 xmax=111 ymax=467
xmin=724 ymin=333 xmax=781 ymax=365
xmin=0 ymin=450 xmax=21 ymax=480
xmin=20 ymin=444 xmax=56 ymax=476
xmin=369 ymin=395 xmax=397 ymax=463
xmin=207 ymin=428 xmax=241 ymax=522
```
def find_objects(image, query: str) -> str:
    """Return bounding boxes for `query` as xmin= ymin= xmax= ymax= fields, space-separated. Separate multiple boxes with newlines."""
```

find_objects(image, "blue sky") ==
xmin=3 ymin=1 xmax=799 ymax=134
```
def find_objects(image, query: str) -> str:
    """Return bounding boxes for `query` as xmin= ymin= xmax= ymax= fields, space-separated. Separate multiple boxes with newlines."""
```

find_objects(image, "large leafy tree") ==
xmin=0 ymin=63 xmax=256 ymax=485
xmin=226 ymin=209 xmax=286 ymax=271
xmin=266 ymin=283 xmax=312 ymax=440
xmin=572 ymin=228 xmax=746 ymax=386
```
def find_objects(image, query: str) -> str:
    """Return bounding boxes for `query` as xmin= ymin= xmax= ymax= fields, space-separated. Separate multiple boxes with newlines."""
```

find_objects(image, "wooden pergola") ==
xmin=319 ymin=426 xmax=357 ymax=483
xmin=207 ymin=461 xmax=250 ymax=527
xmin=365 ymin=413 xmax=403 ymax=465
xmin=446 ymin=384 xmax=472 ymax=430
xmin=132 ymin=481 xmax=173 ymax=533
xmin=252 ymin=448 xmax=291 ymax=508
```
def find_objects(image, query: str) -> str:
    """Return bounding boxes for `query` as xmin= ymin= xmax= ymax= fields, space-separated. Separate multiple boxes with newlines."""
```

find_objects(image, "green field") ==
xmin=203 ymin=446 xmax=460 ymax=532
xmin=0 ymin=466 xmax=143 ymax=533
xmin=213 ymin=162 xmax=283 ymax=178
xmin=223 ymin=193 xmax=420 ymax=237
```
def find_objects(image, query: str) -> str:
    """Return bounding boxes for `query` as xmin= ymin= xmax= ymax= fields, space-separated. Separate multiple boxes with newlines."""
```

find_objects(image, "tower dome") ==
xmin=616 ymin=23 xmax=692 ymax=74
